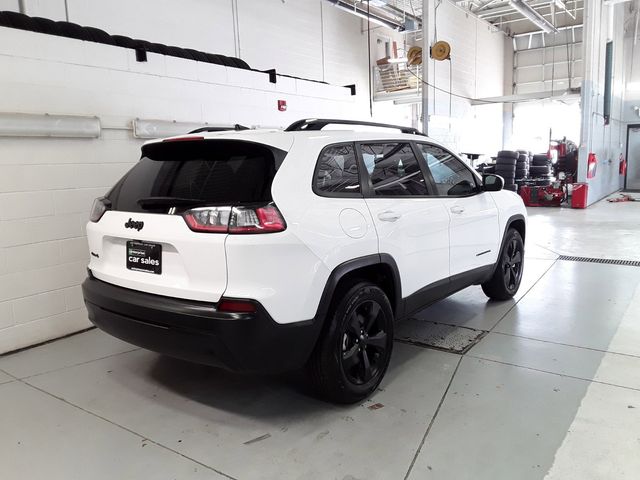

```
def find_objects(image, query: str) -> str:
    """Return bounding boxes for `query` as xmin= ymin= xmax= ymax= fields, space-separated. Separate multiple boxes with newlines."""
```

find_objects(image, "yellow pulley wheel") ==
xmin=407 ymin=46 xmax=422 ymax=66
xmin=431 ymin=41 xmax=451 ymax=61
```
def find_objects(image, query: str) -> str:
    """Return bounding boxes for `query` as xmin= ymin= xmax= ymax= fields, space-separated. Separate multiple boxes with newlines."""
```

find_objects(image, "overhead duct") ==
xmin=509 ymin=0 xmax=559 ymax=33
xmin=325 ymin=0 xmax=407 ymax=31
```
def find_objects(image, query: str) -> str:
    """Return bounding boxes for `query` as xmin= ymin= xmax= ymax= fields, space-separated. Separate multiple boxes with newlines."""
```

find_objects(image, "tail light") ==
xmin=90 ymin=197 xmax=111 ymax=222
xmin=183 ymin=203 xmax=286 ymax=234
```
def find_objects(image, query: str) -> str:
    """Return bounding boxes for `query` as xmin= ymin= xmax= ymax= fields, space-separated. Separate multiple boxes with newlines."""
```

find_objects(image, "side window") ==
xmin=416 ymin=144 xmax=478 ymax=196
xmin=314 ymin=144 xmax=361 ymax=195
xmin=361 ymin=143 xmax=428 ymax=196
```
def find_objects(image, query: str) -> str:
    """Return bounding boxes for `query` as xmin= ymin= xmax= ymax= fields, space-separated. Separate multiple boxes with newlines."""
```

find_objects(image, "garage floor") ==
xmin=2 ymin=197 xmax=640 ymax=480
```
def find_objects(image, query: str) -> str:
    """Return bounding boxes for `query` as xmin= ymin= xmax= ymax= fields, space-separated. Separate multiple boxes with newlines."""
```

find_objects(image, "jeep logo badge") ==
xmin=125 ymin=218 xmax=144 ymax=231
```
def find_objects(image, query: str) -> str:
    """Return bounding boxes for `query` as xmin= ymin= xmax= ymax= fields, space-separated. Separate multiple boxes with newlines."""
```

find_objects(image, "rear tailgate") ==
xmin=87 ymin=137 xmax=289 ymax=302
xmin=88 ymin=210 xmax=227 ymax=302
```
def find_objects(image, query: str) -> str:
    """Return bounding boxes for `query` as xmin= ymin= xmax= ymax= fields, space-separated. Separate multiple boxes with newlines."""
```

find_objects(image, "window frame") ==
xmin=312 ymin=141 xmax=364 ymax=198
xmin=412 ymin=142 xmax=482 ymax=198
xmin=355 ymin=140 xmax=436 ymax=198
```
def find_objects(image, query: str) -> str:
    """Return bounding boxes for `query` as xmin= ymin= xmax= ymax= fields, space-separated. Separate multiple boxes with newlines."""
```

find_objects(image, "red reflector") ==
xmin=162 ymin=136 xmax=205 ymax=142
xmin=218 ymin=299 xmax=257 ymax=313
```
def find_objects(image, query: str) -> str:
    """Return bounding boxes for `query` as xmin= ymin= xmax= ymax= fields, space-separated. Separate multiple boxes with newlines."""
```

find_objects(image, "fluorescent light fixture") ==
xmin=510 ymin=0 xmax=559 ymax=34
xmin=0 ymin=112 xmax=101 ymax=138
xmin=133 ymin=119 xmax=215 ymax=139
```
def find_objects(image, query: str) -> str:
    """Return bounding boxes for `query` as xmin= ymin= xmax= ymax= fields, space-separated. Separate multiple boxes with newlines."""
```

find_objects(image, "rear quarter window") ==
xmin=313 ymin=143 xmax=361 ymax=196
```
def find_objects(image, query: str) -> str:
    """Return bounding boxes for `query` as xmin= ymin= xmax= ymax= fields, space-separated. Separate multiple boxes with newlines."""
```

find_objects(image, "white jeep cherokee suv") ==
xmin=82 ymin=118 xmax=526 ymax=403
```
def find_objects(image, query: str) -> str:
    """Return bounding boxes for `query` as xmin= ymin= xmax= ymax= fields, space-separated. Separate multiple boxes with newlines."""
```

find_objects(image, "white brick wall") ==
xmin=0 ymin=1 xmax=369 ymax=353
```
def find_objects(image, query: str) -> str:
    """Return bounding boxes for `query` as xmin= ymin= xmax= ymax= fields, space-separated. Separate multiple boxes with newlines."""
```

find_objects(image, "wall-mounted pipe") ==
xmin=603 ymin=41 xmax=613 ymax=125
xmin=603 ymin=3 xmax=615 ymax=126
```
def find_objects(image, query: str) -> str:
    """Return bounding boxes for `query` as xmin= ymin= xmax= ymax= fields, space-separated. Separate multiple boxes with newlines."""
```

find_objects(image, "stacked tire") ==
xmin=495 ymin=150 xmax=518 ymax=192
xmin=515 ymin=150 xmax=530 ymax=179
xmin=556 ymin=150 xmax=577 ymax=175
xmin=530 ymin=154 xmax=552 ymax=178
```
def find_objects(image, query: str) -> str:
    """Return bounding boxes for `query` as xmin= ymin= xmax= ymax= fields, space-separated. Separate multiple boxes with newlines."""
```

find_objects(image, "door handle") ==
xmin=378 ymin=211 xmax=402 ymax=222
xmin=450 ymin=206 xmax=465 ymax=214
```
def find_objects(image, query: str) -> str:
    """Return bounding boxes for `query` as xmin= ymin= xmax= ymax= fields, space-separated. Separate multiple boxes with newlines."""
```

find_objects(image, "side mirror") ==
xmin=483 ymin=174 xmax=504 ymax=192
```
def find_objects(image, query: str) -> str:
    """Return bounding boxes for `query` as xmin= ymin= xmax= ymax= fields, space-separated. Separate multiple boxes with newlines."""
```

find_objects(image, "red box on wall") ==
xmin=571 ymin=183 xmax=588 ymax=209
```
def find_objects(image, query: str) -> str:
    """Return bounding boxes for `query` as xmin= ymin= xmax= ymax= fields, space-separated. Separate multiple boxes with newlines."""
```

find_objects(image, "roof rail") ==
xmin=284 ymin=118 xmax=424 ymax=136
xmin=189 ymin=124 xmax=250 ymax=134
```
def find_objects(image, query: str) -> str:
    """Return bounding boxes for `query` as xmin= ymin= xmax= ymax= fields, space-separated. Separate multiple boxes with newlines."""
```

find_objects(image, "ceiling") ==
xmin=335 ymin=0 xmax=584 ymax=36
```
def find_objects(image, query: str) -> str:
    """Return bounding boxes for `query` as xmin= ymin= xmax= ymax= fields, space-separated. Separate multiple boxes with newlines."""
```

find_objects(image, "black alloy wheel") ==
xmin=482 ymin=228 xmax=525 ymax=300
xmin=340 ymin=299 xmax=389 ymax=385
xmin=502 ymin=236 xmax=523 ymax=292
xmin=308 ymin=282 xmax=394 ymax=403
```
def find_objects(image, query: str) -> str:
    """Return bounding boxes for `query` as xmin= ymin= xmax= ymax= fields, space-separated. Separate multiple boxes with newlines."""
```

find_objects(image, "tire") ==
xmin=84 ymin=26 xmax=114 ymax=44
xmin=530 ymin=165 xmax=550 ymax=176
xmin=500 ymin=176 xmax=516 ymax=184
xmin=307 ymin=282 xmax=394 ymax=404
xmin=31 ymin=16 xmax=60 ymax=35
xmin=482 ymin=229 xmax=524 ymax=300
xmin=515 ymin=169 xmax=527 ymax=178
xmin=496 ymin=157 xmax=516 ymax=166
xmin=496 ymin=167 xmax=516 ymax=177
xmin=498 ymin=150 xmax=518 ymax=159
xmin=532 ymin=159 xmax=549 ymax=167
xmin=518 ymin=154 xmax=528 ymax=163
xmin=504 ymin=184 xmax=518 ymax=192
xmin=516 ymin=161 xmax=527 ymax=169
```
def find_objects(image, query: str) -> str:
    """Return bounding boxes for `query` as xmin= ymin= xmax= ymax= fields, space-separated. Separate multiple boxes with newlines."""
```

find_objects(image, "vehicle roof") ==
xmin=144 ymin=128 xmax=450 ymax=153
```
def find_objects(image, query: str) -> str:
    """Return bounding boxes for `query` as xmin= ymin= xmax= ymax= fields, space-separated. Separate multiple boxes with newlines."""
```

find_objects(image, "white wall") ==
xmin=372 ymin=1 xmax=507 ymax=154
xmin=578 ymin=1 xmax=626 ymax=205
xmin=0 ymin=0 xmax=369 ymax=353
xmin=426 ymin=2 xmax=506 ymax=154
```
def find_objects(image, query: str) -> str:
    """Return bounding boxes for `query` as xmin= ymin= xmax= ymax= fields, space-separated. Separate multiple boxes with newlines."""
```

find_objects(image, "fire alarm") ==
xmin=278 ymin=100 xmax=287 ymax=112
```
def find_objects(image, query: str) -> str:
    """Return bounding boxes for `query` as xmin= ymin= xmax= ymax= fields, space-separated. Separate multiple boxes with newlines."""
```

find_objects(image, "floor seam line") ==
xmin=403 ymin=355 xmax=463 ymax=480
xmin=490 ymin=331 xmax=640 ymax=360
xmin=533 ymin=242 xmax=562 ymax=257
xmin=16 ymin=347 xmax=141 ymax=381
xmin=17 ymin=379 xmax=240 ymax=480
xmin=488 ymin=258 xmax=559 ymax=332
xmin=466 ymin=354 xmax=640 ymax=392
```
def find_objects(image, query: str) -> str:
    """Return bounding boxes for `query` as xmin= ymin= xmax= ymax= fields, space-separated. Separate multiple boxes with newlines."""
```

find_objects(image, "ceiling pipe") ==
xmin=509 ymin=0 xmax=559 ymax=33
xmin=325 ymin=0 xmax=406 ymax=30
xmin=479 ymin=0 xmax=583 ymax=19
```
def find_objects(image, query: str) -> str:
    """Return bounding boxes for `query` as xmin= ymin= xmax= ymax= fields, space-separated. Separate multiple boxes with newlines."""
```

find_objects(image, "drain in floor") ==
xmin=394 ymin=319 xmax=486 ymax=354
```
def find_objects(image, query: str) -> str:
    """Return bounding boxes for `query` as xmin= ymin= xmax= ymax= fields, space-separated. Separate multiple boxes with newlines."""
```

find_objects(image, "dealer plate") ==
xmin=126 ymin=240 xmax=162 ymax=275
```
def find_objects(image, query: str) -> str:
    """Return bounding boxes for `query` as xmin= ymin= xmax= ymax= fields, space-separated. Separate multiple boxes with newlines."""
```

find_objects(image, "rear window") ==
xmin=107 ymin=140 xmax=283 ymax=213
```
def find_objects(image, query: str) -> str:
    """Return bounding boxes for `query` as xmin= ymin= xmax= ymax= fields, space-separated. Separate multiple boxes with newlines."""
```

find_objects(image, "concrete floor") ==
xmin=2 ymin=196 xmax=640 ymax=479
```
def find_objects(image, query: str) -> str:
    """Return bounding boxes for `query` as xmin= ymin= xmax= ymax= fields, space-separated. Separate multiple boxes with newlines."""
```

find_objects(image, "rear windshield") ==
xmin=107 ymin=140 xmax=283 ymax=214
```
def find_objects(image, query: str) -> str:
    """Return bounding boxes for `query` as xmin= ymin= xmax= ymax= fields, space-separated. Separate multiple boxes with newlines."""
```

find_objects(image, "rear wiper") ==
xmin=137 ymin=197 xmax=205 ymax=209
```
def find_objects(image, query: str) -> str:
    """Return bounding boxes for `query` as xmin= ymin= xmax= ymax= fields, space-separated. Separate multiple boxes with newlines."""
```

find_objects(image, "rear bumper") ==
xmin=82 ymin=274 xmax=322 ymax=374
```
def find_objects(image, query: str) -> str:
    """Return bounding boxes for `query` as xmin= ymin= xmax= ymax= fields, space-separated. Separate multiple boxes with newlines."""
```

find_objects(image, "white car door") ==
xmin=360 ymin=142 xmax=450 ymax=306
xmin=415 ymin=143 xmax=500 ymax=277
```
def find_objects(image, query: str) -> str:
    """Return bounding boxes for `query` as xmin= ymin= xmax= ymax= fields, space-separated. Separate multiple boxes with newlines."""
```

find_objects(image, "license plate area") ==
xmin=126 ymin=241 xmax=162 ymax=275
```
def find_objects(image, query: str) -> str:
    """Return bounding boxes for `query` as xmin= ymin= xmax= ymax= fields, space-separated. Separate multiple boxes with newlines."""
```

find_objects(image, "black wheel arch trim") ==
xmin=313 ymin=254 xmax=402 ymax=324
xmin=491 ymin=214 xmax=526 ymax=275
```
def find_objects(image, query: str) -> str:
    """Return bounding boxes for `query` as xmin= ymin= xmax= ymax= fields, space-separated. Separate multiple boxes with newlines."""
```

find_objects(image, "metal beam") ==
xmin=470 ymin=88 xmax=581 ymax=105
xmin=422 ymin=0 xmax=430 ymax=135
xmin=478 ymin=0 xmax=583 ymax=18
